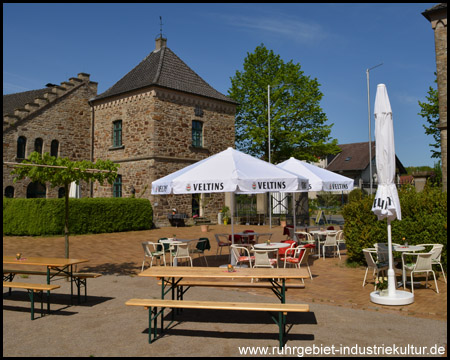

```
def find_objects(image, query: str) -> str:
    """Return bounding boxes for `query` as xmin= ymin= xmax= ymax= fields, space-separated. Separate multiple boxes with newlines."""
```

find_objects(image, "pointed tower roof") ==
xmin=94 ymin=38 xmax=236 ymax=104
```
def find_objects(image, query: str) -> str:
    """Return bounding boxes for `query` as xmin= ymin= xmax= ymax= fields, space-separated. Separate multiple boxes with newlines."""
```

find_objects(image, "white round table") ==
xmin=253 ymin=242 xmax=291 ymax=250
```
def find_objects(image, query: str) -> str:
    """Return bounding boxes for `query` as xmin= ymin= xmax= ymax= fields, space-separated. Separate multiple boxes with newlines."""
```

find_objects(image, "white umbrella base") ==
xmin=370 ymin=290 xmax=414 ymax=306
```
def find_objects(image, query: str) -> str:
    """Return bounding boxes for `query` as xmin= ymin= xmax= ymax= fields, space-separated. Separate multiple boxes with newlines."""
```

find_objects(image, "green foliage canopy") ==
xmin=10 ymin=152 xmax=119 ymax=258
xmin=418 ymin=73 xmax=441 ymax=159
xmin=228 ymin=44 xmax=341 ymax=163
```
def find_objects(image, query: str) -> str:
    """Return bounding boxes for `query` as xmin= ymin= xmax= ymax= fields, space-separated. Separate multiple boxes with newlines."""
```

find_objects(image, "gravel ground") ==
xmin=3 ymin=274 xmax=447 ymax=357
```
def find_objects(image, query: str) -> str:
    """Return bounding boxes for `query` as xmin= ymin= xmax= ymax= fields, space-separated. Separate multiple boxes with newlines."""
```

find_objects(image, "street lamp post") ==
xmin=366 ymin=63 xmax=383 ymax=195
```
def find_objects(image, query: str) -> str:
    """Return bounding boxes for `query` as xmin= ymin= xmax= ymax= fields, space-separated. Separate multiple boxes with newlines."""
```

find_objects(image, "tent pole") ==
xmin=230 ymin=192 xmax=236 ymax=265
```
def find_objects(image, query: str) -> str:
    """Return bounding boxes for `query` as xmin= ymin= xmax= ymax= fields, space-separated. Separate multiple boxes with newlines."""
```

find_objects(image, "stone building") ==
xmin=90 ymin=37 xmax=237 ymax=225
xmin=3 ymin=37 xmax=237 ymax=226
xmin=422 ymin=3 xmax=447 ymax=192
xmin=3 ymin=73 xmax=97 ymax=198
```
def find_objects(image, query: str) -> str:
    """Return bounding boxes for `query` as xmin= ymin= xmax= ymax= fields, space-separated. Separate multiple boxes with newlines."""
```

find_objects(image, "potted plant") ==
xmin=222 ymin=206 xmax=230 ymax=225
xmin=375 ymin=276 xmax=389 ymax=296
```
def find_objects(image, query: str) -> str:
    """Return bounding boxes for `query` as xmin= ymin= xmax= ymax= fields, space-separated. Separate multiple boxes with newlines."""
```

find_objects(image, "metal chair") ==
xmin=282 ymin=247 xmax=313 ymax=282
xmin=172 ymin=241 xmax=193 ymax=267
xmin=230 ymin=245 xmax=254 ymax=268
xmin=252 ymin=248 xmax=278 ymax=268
xmin=190 ymin=238 xmax=210 ymax=266
xmin=141 ymin=241 xmax=166 ymax=271
xmin=321 ymin=231 xmax=340 ymax=260
xmin=399 ymin=252 xmax=439 ymax=294
xmin=417 ymin=244 xmax=446 ymax=283
xmin=362 ymin=248 xmax=388 ymax=289
xmin=214 ymin=233 xmax=231 ymax=259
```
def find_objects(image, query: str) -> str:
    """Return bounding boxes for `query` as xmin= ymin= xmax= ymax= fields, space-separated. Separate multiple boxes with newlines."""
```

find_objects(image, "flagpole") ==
xmin=268 ymin=85 xmax=272 ymax=229
xmin=366 ymin=63 xmax=383 ymax=195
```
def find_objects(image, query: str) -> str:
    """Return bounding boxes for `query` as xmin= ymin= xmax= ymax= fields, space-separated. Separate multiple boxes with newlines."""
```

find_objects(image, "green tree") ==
xmin=228 ymin=44 xmax=341 ymax=163
xmin=418 ymin=73 xmax=440 ymax=159
xmin=11 ymin=152 xmax=119 ymax=258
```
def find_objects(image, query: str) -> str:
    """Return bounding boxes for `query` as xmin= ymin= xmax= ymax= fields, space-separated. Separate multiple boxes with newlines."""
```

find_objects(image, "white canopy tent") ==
xmin=276 ymin=157 xmax=354 ymax=230
xmin=151 ymin=147 xmax=309 ymax=264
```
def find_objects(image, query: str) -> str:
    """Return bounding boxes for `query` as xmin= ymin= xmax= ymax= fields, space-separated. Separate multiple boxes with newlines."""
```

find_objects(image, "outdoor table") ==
xmin=3 ymin=256 xmax=89 ymax=310
xmin=167 ymin=213 xmax=188 ymax=227
xmin=308 ymin=230 xmax=337 ymax=258
xmin=138 ymin=266 xmax=309 ymax=347
xmin=233 ymin=232 xmax=258 ymax=247
xmin=139 ymin=266 xmax=308 ymax=304
xmin=159 ymin=238 xmax=191 ymax=266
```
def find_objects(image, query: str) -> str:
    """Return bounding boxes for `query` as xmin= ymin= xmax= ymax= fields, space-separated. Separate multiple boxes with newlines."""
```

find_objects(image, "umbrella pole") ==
xmin=292 ymin=192 xmax=296 ymax=233
xmin=230 ymin=192 xmax=236 ymax=265
xmin=387 ymin=219 xmax=396 ymax=296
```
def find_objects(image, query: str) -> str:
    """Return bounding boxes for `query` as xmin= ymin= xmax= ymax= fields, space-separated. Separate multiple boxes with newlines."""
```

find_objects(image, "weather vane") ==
xmin=159 ymin=16 xmax=163 ymax=38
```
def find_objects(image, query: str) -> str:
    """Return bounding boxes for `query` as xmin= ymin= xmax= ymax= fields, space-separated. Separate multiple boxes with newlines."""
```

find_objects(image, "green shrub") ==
xmin=3 ymin=197 xmax=153 ymax=235
xmin=342 ymin=184 xmax=447 ymax=269
xmin=348 ymin=188 xmax=364 ymax=203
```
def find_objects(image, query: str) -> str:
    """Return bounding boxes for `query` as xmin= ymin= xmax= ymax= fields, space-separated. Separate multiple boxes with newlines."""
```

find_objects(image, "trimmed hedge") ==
xmin=342 ymin=184 xmax=447 ymax=269
xmin=3 ymin=197 xmax=153 ymax=236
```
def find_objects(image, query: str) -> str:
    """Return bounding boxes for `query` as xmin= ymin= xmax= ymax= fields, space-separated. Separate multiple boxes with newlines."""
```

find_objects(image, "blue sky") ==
xmin=3 ymin=3 xmax=439 ymax=167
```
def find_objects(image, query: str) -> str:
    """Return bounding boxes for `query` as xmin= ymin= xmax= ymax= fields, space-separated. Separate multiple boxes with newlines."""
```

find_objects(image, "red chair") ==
xmin=327 ymin=226 xmax=335 ymax=230
xmin=278 ymin=240 xmax=298 ymax=266
xmin=228 ymin=234 xmax=242 ymax=244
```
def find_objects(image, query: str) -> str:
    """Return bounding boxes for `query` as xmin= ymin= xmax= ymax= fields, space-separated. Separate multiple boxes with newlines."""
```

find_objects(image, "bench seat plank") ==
xmin=3 ymin=281 xmax=60 ymax=291
xmin=126 ymin=299 xmax=309 ymax=312
xmin=157 ymin=280 xmax=305 ymax=289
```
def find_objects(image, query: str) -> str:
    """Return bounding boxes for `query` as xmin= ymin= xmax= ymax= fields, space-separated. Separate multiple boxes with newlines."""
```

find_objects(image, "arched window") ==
xmin=58 ymin=187 xmax=65 ymax=198
xmin=34 ymin=138 xmax=43 ymax=155
xmin=192 ymin=120 xmax=203 ymax=148
xmin=4 ymin=186 xmax=14 ymax=198
xmin=17 ymin=136 xmax=27 ymax=159
xmin=26 ymin=182 xmax=46 ymax=198
xmin=51 ymin=140 xmax=59 ymax=157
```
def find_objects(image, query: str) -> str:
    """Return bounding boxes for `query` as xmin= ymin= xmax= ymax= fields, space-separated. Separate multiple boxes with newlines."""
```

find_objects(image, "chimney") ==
xmin=155 ymin=36 xmax=167 ymax=51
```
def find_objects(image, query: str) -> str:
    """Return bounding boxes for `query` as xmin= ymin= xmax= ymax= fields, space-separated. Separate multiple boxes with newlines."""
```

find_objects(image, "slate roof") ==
xmin=94 ymin=46 xmax=237 ymax=104
xmin=326 ymin=141 xmax=406 ymax=174
xmin=3 ymin=88 xmax=49 ymax=116
xmin=422 ymin=3 xmax=447 ymax=21
xmin=327 ymin=142 xmax=375 ymax=172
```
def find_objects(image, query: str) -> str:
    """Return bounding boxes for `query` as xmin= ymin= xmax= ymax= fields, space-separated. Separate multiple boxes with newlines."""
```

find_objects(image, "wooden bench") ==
xmin=3 ymin=269 xmax=101 ymax=302
xmin=126 ymin=298 xmax=309 ymax=349
xmin=3 ymin=281 xmax=60 ymax=320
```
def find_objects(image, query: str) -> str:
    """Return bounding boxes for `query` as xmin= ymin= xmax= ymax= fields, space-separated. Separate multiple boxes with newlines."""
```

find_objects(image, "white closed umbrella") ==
xmin=370 ymin=84 xmax=412 ymax=305
xmin=151 ymin=147 xmax=309 ymax=264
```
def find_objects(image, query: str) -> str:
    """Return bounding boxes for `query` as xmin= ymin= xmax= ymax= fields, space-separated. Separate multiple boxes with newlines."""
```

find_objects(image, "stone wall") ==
xmin=92 ymin=86 xmax=235 ymax=226
xmin=2 ymin=73 xmax=97 ymax=198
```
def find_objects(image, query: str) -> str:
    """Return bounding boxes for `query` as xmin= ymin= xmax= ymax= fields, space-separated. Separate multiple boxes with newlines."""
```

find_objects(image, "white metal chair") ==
xmin=252 ymin=248 xmax=278 ymax=268
xmin=336 ymin=230 xmax=345 ymax=246
xmin=282 ymin=247 xmax=312 ymax=282
xmin=230 ymin=245 xmax=254 ymax=268
xmin=417 ymin=244 xmax=446 ymax=283
xmin=399 ymin=252 xmax=439 ymax=294
xmin=362 ymin=248 xmax=388 ymax=289
xmin=141 ymin=241 xmax=166 ymax=271
xmin=172 ymin=241 xmax=193 ymax=267
xmin=321 ymin=231 xmax=340 ymax=260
